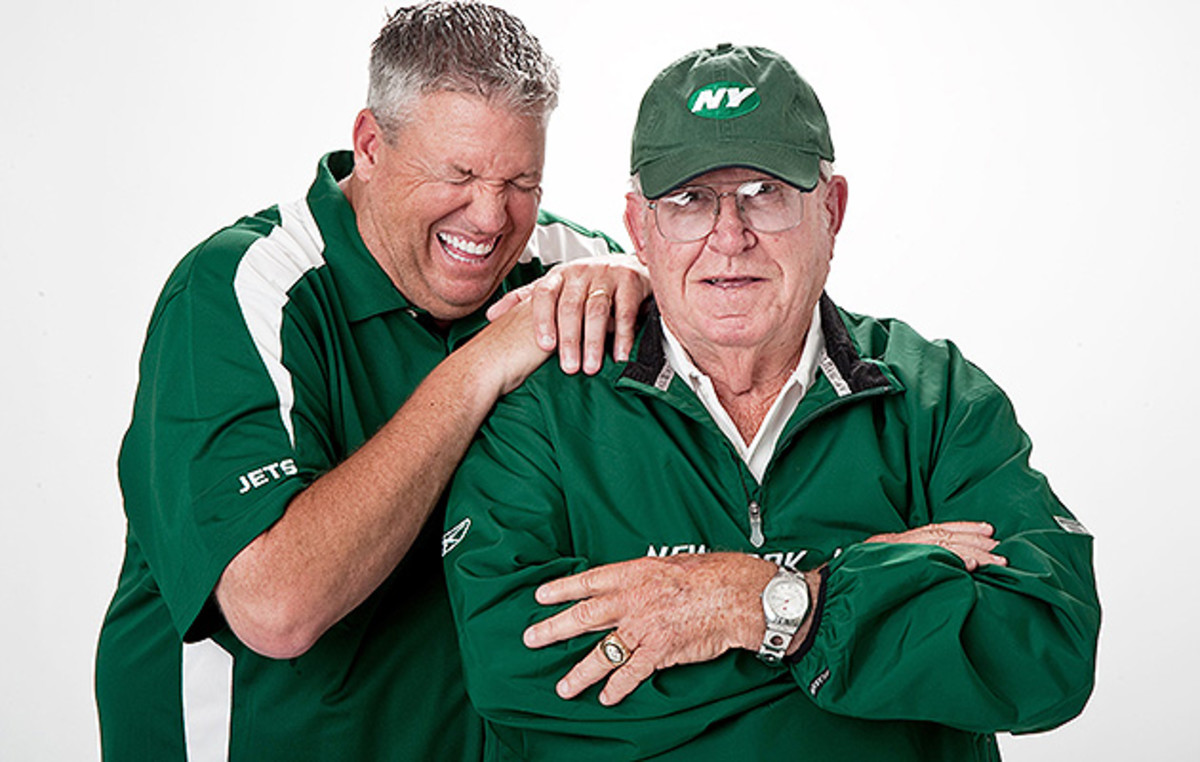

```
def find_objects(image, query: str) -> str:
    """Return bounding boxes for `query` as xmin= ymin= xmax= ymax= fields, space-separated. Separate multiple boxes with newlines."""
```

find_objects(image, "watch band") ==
xmin=757 ymin=567 xmax=809 ymax=666
xmin=759 ymin=621 xmax=794 ymax=665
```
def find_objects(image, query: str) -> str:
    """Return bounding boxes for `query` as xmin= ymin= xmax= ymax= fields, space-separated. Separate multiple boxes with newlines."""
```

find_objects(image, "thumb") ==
xmin=486 ymin=284 xmax=536 ymax=322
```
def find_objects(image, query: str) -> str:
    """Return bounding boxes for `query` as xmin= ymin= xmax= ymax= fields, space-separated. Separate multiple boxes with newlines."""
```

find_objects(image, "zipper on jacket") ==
xmin=747 ymin=500 xmax=765 ymax=548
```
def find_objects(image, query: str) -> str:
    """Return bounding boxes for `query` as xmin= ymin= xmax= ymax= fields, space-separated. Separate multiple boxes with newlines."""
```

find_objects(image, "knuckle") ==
xmin=558 ymin=291 xmax=587 ymax=314
xmin=637 ymin=631 xmax=669 ymax=655
xmin=558 ymin=291 xmax=585 ymax=310
xmin=586 ymin=299 xmax=611 ymax=319
xmin=556 ymin=313 xmax=582 ymax=336
xmin=569 ymin=599 xmax=598 ymax=627
xmin=533 ymin=276 xmax=561 ymax=295
xmin=625 ymin=657 xmax=656 ymax=682
xmin=577 ymin=571 xmax=601 ymax=595
xmin=531 ymin=284 xmax=555 ymax=305
xmin=614 ymin=300 xmax=640 ymax=320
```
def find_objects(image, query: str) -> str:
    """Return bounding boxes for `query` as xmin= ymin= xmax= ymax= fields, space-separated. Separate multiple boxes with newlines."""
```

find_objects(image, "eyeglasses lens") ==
xmin=653 ymin=181 xmax=805 ymax=242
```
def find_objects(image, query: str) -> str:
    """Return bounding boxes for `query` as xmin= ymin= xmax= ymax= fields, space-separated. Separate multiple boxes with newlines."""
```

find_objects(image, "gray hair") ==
xmin=367 ymin=2 xmax=559 ymax=139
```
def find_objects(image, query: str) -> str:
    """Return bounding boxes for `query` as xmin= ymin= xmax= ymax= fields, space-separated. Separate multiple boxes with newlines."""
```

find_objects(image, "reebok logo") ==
xmin=688 ymin=81 xmax=760 ymax=119
xmin=443 ymin=518 xmax=471 ymax=557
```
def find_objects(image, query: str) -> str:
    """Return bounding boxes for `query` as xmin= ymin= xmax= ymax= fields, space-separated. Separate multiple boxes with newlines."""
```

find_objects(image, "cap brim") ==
xmin=638 ymin=143 xmax=823 ymax=198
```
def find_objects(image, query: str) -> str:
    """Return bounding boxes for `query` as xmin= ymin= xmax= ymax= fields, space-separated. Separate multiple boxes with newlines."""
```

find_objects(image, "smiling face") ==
xmin=626 ymin=166 xmax=848 ymax=367
xmin=347 ymin=90 xmax=546 ymax=320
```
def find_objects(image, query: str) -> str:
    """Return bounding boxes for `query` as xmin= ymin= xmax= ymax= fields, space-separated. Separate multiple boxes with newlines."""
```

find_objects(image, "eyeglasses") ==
xmin=646 ymin=179 xmax=807 ymax=242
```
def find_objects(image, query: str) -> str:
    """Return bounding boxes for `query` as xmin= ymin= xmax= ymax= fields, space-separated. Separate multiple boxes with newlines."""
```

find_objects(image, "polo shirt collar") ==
xmin=659 ymin=306 xmax=824 ymax=402
xmin=658 ymin=306 xmax=825 ymax=482
xmin=305 ymin=151 xmax=420 ymax=323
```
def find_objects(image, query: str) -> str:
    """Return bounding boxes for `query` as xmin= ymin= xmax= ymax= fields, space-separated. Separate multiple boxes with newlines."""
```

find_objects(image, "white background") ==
xmin=2 ymin=1 xmax=1196 ymax=759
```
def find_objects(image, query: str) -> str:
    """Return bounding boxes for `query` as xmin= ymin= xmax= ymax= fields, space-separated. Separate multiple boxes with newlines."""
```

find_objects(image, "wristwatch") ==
xmin=758 ymin=567 xmax=810 ymax=665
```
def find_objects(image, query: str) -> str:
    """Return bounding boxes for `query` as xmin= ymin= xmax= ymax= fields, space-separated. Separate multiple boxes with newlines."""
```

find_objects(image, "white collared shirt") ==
xmin=660 ymin=304 xmax=825 ymax=484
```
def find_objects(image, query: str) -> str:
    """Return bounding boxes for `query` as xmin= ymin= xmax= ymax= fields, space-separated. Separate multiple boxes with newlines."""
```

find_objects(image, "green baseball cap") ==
xmin=631 ymin=43 xmax=834 ymax=198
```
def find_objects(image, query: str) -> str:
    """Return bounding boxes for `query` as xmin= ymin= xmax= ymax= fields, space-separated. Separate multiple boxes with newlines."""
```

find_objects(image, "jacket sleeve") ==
xmin=793 ymin=351 xmax=1100 ymax=734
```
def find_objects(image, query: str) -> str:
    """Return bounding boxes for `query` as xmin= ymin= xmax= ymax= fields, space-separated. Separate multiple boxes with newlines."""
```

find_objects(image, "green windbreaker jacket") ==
xmin=443 ymin=294 xmax=1099 ymax=761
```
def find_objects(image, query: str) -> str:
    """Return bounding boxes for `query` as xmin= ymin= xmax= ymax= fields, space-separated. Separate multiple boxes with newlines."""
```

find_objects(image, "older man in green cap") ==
xmin=443 ymin=43 xmax=1099 ymax=760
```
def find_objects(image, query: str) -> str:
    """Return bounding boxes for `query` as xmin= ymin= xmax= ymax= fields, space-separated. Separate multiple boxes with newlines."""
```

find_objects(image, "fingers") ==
xmin=524 ymin=595 xmax=617 ymax=649
xmin=534 ymin=562 xmax=621 ymax=605
xmin=524 ymin=566 xmax=629 ymax=648
xmin=527 ymin=555 xmax=761 ymax=706
xmin=554 ymin=276 xmax=621 ymax=375
xmin=555 ymin=631 xmax=654 ymax=706
xmin=931 ymin=538 xmax=1006 ymax=571
xmin=866 ymin=521 xmax=996 ymax=544
xmin=485 ymin=284 xmax=533 ymax=322
xmin=524 ymin=579 xmax=650 ymax=704
xmin=529 ymin=270 xmax=608 ymax=374
xmin=520 ymin=256 xmax=649 ymax=376
xmin=528 ymin=271 xmax=563 ymax=353
xmin=599 ymin=648 xmax=656 ymax=705
xmin=551 ymin=274 xmax=587 ymax=372
xmin=897 ymin=523 xmax=997 ymax=547
xmin=555 ymin=632 xmax=631 ymax=699
xmin=866 ymin=521 xmax=1007 ymax=570
xmin=579 ymin=287 xmax=613 ymax=374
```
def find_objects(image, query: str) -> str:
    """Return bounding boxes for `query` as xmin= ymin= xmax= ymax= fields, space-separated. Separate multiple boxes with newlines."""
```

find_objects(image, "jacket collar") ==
xmin=620 ymin=292 xmax=892 ymax=396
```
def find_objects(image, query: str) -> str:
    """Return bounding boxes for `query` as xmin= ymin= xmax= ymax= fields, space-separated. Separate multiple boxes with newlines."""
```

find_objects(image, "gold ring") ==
xmin=588 ymin=288 xmax=610 ymax=300
xmin=599 ymin=631 xmax=631 ymax=667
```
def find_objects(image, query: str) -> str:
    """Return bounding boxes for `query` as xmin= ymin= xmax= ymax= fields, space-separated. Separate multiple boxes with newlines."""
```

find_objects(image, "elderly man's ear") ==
xmin=823 ymin=175 xmax=849 ymax=237
xmin=623 ymin=192 xmax=651 ymax=268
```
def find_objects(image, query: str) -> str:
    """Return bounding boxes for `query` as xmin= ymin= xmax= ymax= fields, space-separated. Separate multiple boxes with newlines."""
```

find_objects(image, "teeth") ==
xmin=438 ymin=233 xmax=497 ymax=258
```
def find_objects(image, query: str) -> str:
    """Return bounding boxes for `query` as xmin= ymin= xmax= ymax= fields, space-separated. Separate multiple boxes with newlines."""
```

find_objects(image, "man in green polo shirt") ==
xmin=444 ymin=43 xmax=1099 ymax=760
xmin=95 ymin=3 xmax=646 ymax=759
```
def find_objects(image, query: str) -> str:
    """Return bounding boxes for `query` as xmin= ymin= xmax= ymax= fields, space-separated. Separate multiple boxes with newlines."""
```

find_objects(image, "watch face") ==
xmin=767 ymin=579 xmax=807 ymax=618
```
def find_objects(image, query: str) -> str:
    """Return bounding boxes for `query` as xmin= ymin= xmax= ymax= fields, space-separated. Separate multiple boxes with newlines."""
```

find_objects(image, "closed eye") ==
xmin=508 ymin=178 xmax=542 ymax=194
xmin=445 ymin=166 xmax=475 ymax=185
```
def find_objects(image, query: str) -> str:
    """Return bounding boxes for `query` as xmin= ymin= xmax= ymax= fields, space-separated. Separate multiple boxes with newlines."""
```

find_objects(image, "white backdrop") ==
xmin=2 ymin=1 xmax=1197 ymax=759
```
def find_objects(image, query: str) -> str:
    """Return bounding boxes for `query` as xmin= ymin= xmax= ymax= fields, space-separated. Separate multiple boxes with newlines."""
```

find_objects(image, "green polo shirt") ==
xmin=96 ymin=151 xmax=620 ymax=760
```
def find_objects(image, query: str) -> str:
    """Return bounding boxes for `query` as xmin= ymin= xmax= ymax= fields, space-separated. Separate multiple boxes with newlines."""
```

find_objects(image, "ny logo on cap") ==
xmin=688 ymin=81 xmax=760 ymax=119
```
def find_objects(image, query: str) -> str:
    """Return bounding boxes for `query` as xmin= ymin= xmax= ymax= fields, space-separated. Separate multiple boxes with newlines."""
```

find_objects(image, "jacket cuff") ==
xmin=786 ymin=566 xmax=830 ymax=664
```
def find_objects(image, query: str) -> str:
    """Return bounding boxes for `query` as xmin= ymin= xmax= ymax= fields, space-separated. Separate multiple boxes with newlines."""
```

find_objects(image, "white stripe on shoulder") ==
xmin=233 ymin=198 xmax=327 ymax=447
xmin=519 ymin=218 xmax=612 ymax=265
xmin=182 ymin=639 xmax=233 ymax=762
